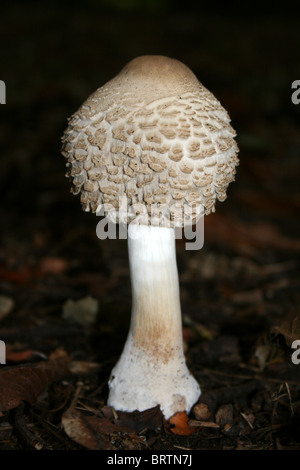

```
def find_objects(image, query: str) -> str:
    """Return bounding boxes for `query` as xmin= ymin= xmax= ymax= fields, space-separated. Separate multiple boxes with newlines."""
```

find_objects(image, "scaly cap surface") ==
xmin=61 ymin=55 xmax=239 ymax=227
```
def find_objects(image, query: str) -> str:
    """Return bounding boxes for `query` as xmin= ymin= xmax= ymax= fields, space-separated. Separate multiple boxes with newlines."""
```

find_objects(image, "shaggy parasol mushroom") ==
xmin=61 ymin=55 xmax=239 ymax=419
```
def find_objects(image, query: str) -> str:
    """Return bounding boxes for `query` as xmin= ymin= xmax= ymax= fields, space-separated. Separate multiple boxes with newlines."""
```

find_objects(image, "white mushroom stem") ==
xmin=108 ymin=223 xmax=200 ymax=419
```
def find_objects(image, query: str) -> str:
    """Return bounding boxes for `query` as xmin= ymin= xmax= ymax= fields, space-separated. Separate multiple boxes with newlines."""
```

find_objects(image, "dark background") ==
xmin=0 ymin=0 xmax=300 ymax=450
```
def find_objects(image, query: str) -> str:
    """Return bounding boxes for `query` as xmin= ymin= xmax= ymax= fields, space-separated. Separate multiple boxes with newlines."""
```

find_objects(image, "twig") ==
xmin=12 ymin=402 xmax=48 ymax=450
xmin=284 ymin=381 xmax=294 ymax=416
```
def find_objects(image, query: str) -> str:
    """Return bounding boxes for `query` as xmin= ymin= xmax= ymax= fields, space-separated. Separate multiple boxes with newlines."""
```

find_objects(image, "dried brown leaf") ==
xmin=272 ymin=316 xmax=300 ymax=347
xmin=215 ymin=404 xmax=234 ymax=427
xmin=188 ymin=419 xmax=219 ymax=429
xmin=0 ymin=266 xmax=38 ymax=285
xmin=5 ymin=348 xmax=46 ymax=363
xmin=168 ymin=411 xmax=198 ymax=436
xmin=193 ymin=402 xmax=211 ymax=421
xmin=39 ymin=256 xmax=69 ymax=274
xmin=0 ymin=295 xmax=14 ymax=321
xmin=62 ymin=405 xmax=163 ymax=450
xmin=113 ymin=405 xmax=163 ymax=433
xmin=62 ymin=405 xmax=163 ymax=449
xmin=62 ymin=408 xmax=113 ymax=450
xmin=68 ymin=361 xmax=101 ymax=375
xmin=84 ymin=414 xmax=136 ymax=435
xmin=0 ymin=358 xmax=69 ymax=412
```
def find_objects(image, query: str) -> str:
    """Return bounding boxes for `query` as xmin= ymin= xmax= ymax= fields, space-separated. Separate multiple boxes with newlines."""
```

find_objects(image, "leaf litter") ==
xmin=1 ymin=5 xmax=300 ymax=451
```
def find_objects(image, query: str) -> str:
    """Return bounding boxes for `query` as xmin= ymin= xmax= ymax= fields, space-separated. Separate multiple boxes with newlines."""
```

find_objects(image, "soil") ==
xmin=0 ymin=1 xmax=300 ymax=451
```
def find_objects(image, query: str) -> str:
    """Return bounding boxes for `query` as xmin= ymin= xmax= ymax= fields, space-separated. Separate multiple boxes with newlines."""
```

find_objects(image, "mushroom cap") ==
xmin=61 ymin=55 xmax=239 ymax=227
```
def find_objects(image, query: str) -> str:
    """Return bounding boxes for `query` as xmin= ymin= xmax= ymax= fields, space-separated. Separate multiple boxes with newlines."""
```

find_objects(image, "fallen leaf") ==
xmin=272 ymin=316 xmax=300 ymax=347
xmin=62 ymin=296 xmax=99 ymax=327
xmin=113 ymin=406 xmax=163 ymax=433
xmin=188 ymin=419 xmax=219 ymax=429
xmin=253 ymin=344 xmax=275 ymax=370
xmin=168 ymin=411 xmax=198 ymax=436
xmin=84 ymin=414 xmax=138 ymax=435
xmin=62 ymin=408 xmax=113 ymax=450
xmin=39 ymin=256 xmax=69 ymax=274
xmin=0 ymin=266 xmax=39 ymax=285
xmin=0 ymin=295 xmax=14 ymax=321
xmin=215 ymin=404 xmax=234 ymax=428
xmin=68 ymin=361 xmax=101 ymax=375
xmin=62 ymin=405 xmax=162 ymax=449
xmin=193 ymin=402 xmax=211 ymax=421
xmin=0 ymin=358 xmax=70 ymax=412
xmin=5 ymin=348 xmax=46 ymax=363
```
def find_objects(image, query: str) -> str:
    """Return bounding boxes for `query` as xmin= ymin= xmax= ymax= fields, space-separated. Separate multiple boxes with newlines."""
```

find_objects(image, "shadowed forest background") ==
xmin=0 ymin=0 xmax=300 ymax=450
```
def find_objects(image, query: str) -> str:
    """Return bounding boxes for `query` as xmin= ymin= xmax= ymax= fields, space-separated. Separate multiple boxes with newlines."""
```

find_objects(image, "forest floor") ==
xmin=0 ymin=3 xmax=300 ymax=450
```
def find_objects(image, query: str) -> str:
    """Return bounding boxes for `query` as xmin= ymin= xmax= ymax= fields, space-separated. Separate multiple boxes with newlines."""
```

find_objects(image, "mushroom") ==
xmin=61 ymin=55 xmax=239 ymax=419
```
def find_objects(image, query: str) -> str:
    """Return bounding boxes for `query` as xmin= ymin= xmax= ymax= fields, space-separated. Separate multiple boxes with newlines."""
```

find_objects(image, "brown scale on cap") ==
xmin=61 ymin=55 xmax=239 ymax=226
